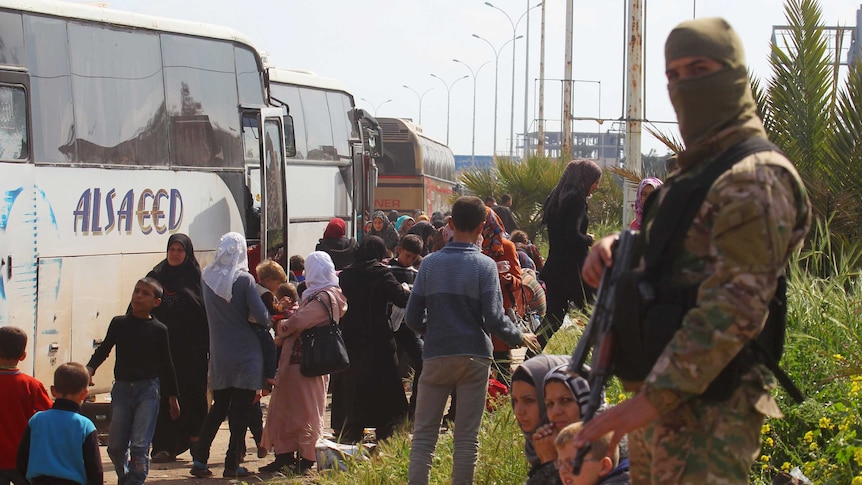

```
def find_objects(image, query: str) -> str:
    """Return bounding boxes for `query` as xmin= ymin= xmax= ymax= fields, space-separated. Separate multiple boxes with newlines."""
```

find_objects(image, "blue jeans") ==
xmin=108 ymin=379 xmax=160 ymax=485
xmin=408 ymin=356 xmax=490 ymax=485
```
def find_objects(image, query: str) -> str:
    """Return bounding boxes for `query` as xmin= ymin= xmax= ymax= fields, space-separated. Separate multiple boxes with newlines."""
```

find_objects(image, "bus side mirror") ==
xmin=283 ymin=114 xmax=297 ymax=158
xmin=368 ymin=129 xmax=383 ymax=159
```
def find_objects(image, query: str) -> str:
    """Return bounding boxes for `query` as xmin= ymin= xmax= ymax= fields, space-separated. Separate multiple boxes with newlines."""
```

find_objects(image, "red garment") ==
xmin=0 ymin=370 xmax=52 ymax=468
xmin=323 ymin=218 xmax=346 ymax=239
xmin=486 ymin=377 xmax=509 ymax=412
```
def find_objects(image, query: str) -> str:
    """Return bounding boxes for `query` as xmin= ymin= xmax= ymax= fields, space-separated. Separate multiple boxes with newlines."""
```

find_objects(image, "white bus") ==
xmin=0 ymin=0 xmax=379 ymax=392
xmin=265 ymin=68 xmax=379 ymax=250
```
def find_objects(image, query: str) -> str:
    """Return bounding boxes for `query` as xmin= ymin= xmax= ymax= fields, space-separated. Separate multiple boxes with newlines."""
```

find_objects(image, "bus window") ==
xmin=67 ymin=23 xmax=167 ymax=166
xmin=23 ymin=15 xmax=74 ymax=164
xmin=270 ymin=83 xmax=307 ymax=159
xmin=162 ymin=34 xmax=241 ymax=168
xmin=326 ymin=91 xmax=351 ymax=159
xmin=300 ymin=88 xmax=335 ymax=161
xmin=235 ymin=46 xmax=265 ymax=106
xmin=379 ymin=142 xmax=416 ymax=176
xmin=0 ymin=85 xmax=28 ymax=161
xmin=242 ymin=112 xmax=260 ymax=238
xmin=263 ymin=120 xmax=285 ymax=262
xmin=0 ymin=12 xmax=25 ymax=66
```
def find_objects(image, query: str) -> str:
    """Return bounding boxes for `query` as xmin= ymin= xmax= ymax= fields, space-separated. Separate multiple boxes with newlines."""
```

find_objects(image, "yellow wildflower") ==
xmin=834 ymin=353 xmax=845 ymax=361
xmin=853 ymin=476 xmax=862 ymax=485
xmin=781 ymin=462 xmax=792 ymax=472
xmin=760 ymin=455 xmax=770 ymax=463
xmin=761 ymin=423 xmax=771 ymax=434
xmin=854 ymin=447 xmax=862 ymax=466
xmin=764 ymin=437 xmax=774 ymax=447
xmin=804 ymin=431 xmax=814 ymax=443
xmin=809 ymin=442 xmax=818 ymax=451
xmin=819 ymin=417 xmax=832 ymax=429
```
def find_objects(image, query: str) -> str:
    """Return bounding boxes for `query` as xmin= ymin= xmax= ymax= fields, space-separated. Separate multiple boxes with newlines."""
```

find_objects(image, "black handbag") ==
xmin=299 ymin=292 xmax=350 ymax=377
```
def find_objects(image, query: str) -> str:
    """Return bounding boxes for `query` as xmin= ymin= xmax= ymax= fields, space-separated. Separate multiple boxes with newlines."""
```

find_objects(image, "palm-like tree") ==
xmin=458 ymin=156 xmax=565 ymax=240
xmin=756 ymin=0 xmax=862 ymax=238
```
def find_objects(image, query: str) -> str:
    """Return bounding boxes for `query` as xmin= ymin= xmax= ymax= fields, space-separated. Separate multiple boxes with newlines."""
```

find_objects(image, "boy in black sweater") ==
xmin=87 ymin=277 xmax=179 ymax=485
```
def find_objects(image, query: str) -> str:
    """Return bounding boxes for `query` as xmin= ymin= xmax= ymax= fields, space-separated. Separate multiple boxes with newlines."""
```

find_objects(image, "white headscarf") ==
xmin=202 ymin=232 xmax=249 ymax=302
xmin=302 ymin=251 xmax=339 ymax=302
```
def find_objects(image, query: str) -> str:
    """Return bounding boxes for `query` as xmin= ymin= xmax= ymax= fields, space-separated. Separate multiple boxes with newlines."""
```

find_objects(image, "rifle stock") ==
xmin=567 ymin=230 xmax=637 ymax=475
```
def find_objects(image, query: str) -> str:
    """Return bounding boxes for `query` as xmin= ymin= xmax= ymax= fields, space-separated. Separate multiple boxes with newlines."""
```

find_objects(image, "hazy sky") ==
xmin=104 ymin=0 xmax=860 ymax=158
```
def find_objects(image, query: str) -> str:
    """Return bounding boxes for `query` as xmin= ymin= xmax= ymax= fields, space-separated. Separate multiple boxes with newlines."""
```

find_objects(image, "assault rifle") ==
xmin=567 ymin=229 xmax=637 ymax=475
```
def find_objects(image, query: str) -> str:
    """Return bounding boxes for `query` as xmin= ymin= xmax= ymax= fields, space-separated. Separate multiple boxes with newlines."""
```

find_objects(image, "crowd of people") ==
xmin=0 ymin=16 xmax=812 ymax=485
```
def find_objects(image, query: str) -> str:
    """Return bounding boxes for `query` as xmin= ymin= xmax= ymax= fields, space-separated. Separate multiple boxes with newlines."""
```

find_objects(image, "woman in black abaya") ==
xmin=331 ymin=236 xmax=410 ymax=443
xmin=148 ymin=234 xmax=210 ymax=462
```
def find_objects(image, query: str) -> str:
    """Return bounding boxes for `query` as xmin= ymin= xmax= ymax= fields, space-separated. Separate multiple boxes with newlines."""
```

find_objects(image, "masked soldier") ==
xmin=575 ymin=17 xmax=811 ymax=484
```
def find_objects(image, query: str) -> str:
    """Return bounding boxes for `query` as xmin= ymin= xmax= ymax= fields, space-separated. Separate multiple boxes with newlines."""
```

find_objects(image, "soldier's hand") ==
xmin=573 ymin=392 xmax=658 ymax=458
xmin=582 ymin=234 xmax=617 ymax=288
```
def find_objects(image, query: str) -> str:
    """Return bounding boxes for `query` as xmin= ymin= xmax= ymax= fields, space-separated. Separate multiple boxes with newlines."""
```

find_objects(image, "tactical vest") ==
xmin=613 ymin=137 xmax=804 ymax=403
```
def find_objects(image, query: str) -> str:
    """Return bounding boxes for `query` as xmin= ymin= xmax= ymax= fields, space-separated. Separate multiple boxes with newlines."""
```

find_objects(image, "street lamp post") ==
xmin=453 ymin=58 xmax=491 ymax=168
xmin=485 ymin=1 xmax=542 ymax=158
xmin=359 ymin=97 xmax=392 ymax=117
xmin=473 ymin=33 xmax=522 ymax=157
xmin=429 ymin=73 xmax=468 ymax=145
xmin=402 ymin=85 xmax=433 ymax=125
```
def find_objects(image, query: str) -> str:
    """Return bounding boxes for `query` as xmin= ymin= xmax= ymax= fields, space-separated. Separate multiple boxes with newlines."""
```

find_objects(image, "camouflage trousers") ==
xmin=628 ymin=385 xmax=764 ymax=484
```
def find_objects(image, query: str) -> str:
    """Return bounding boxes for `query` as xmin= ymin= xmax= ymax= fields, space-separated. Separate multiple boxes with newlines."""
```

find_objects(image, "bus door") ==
xmin=0 ymin=68 xmax=46 ymax=375
xmin=242 ymin=108 xmax=288 ymax=267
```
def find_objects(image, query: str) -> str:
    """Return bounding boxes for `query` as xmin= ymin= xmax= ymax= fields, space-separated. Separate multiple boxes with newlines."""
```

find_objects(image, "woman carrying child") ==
xmin=260 ymin=252 xmax=346 ymax=474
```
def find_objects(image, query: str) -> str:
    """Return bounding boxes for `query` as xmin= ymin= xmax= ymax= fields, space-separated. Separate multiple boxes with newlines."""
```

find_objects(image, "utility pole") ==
xmin=537 ymin=1 xmax=546 ymax=157
xmin=523 ymin=0 xmax=531 ymax=159
xmin=623 ymin=0 xmax=643 ymax=227
xmin=561 ymin=0 xmax=573 ymax=158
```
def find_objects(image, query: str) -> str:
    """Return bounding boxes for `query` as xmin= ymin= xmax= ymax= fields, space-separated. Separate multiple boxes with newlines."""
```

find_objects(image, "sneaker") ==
xmin=223 ymin=467 xmax=255 ymax=478
xmin=257 ymin=445 xmax=268 ymax=459
xmin=151 ymin=451 xmax=174 ymax=463
xmin=190 ymin=464 xmax=212 ymax=478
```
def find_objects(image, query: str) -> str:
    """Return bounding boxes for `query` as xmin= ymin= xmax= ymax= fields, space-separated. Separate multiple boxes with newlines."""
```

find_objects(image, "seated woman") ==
xmin=511 ymin=355 xmax=570 ymax=476
xmin=527 ymin=364 xmax=601 ymax=485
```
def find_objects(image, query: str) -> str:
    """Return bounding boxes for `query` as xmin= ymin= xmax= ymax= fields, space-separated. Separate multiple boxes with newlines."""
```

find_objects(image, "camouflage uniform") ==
xmin=627 ymin=118 xmax=811 ymax=484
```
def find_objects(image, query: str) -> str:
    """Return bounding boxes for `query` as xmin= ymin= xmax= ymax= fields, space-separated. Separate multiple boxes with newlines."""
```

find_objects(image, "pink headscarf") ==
xmin=631 ymin=177 xmax=663 ymax=230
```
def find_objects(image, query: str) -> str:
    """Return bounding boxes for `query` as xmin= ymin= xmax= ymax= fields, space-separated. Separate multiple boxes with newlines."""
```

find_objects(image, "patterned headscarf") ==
xmin=202 ymin=232 xmax=248 ymax=302
xmin=632 ymin=177 xmax=663 ymax=230
xmin=542 ymin=159 xmax=602 ymax=223
xmin=369 ymin=210 xmax=400 ymax=250
xmin=543 ymin=364 xmax=602 ymax=418
xmin=481 ymin=207 xmax=506 ymax=261
xmin=302 ymin=251 xmax=339 ymax=302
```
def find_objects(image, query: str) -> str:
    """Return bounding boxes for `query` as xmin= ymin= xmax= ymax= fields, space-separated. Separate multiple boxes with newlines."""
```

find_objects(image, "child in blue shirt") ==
xmin=17 ymin=362 xmax=103 ymax=485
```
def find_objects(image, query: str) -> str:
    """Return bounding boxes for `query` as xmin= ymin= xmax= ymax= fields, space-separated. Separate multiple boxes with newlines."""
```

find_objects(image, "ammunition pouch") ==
xmin=612 ymin=269 xmax=754 ymax=402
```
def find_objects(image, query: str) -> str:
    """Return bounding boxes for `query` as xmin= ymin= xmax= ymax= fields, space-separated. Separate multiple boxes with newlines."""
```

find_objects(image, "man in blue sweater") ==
xmin=405 ymin=196 xmax=539 ymax=485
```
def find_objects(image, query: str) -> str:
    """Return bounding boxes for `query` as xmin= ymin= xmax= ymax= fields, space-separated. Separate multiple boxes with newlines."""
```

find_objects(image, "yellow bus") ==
xmin=374 ymin=118 xmax=456 ymax=215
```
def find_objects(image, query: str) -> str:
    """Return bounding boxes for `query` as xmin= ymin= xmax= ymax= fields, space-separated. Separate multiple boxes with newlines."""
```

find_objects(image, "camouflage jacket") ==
xmin=639 ymin=118 xmax=811 ymax=417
